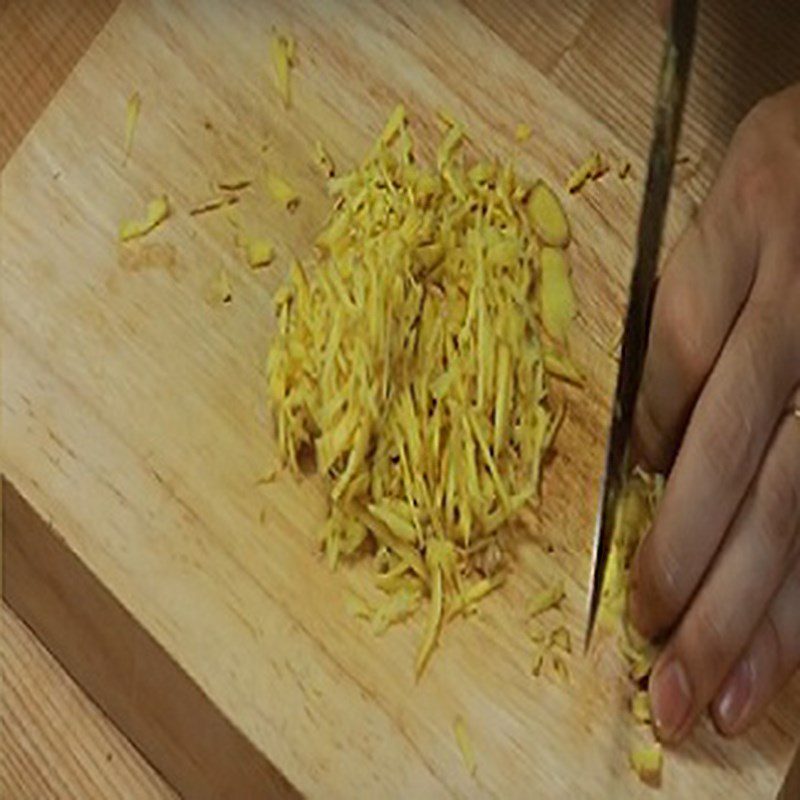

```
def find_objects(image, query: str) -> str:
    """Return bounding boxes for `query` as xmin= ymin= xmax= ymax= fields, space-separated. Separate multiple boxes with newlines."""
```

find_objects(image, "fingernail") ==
xmin=651 ymin=657 xmax=692 ymax=741
xmin=715 ymin=658 xmax=754 ymax=734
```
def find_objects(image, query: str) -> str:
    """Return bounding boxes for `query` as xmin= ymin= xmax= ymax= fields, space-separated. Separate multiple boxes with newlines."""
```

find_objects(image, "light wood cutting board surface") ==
xmin=3 ymin=1 xmax=800 ymax=798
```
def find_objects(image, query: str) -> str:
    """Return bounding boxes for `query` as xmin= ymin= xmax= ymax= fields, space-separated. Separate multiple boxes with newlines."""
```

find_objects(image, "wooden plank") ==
xmin=0 ymin=4 xmax=174 ymax=797
xmin=462 ymin=0 xmax=800 ymax=204
xmin=0 ymin=601 xmax=177 ymax=800
xmin=0 ymin=0 xmax=121 ymax=168
xmin=2 ymin=0 xmax=799 ymax=797
xmin=2 ymin=480 xmax=298 ymax=800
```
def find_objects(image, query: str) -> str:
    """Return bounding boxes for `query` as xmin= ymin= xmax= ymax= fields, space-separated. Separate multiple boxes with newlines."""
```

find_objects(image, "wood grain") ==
xmin=2 ymin=1 xmax=800 ymax=798
xmin=0 ymin=0 xmax=121 ymax=168
xmin=0 ymin=4 xmax=169 ymax=798
xmin=2 ymin=480 xmax=298 ymax=800
xmin=462 ymin=0 xmax=800 ymax=205
xmin=1 ymin=602 xmax=176 ymax=800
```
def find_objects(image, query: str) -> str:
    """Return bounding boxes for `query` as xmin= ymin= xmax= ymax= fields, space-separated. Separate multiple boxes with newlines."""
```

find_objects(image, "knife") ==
xmin=584 ymin=0 xmax=699 ymax=653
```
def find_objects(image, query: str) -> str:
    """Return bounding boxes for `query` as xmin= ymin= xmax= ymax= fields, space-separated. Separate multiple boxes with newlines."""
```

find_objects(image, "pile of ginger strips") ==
xmin=266 ymin=105 xmax=580 ymax=676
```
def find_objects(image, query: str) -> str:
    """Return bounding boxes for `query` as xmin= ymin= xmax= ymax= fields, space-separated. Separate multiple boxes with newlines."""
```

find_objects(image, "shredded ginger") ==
xmin=123 ymin=91 xmax=141 ymax=163
xmin=267 ymin=105 xmax=575 ymax=675
xmin=190 ymin=195 xmax=237 ymax=216
xmin=208 ymin=268 xmax=232 ymax=305
xmin=119 ymin=195 xmax=170 ymax=242
xmin=514 ymin=123 xmax=532 ymax=142
xmin=600 ymin=470 xmax=664 ymax=625
xmin=270 ymin=31 xmax=296 ymax=108
xmin=526 ymin=580 xmax=565 ymax=618
xmin=630 ymin=742 xmax=663 ymax=787
xmin=454 ymin=716 xmax=477 ymax=777
xmin=597 ymin=469 xmax=666 ymax=786
xmin=566 ymin=151 xmax=608 ymax=194
xmin=264 ymin=170 xmax=299 ymax=211
xmin=245 ymin=238 xmax=276 ymax=268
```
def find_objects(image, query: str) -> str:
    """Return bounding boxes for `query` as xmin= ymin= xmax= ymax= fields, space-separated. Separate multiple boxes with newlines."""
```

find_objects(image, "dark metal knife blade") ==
xmin=584 ymin=0 xmax=699 ymax=653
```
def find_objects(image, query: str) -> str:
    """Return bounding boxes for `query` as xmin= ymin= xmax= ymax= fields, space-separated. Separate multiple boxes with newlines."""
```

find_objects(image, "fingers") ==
xmin=630 ymin=301 xmax=796 ymax=641
xmin=713 ymin=535 xmax=800 ymax=736
xmin=647 ymin=408 xmax=800 ymax=742
xmin=633 ymin=172 xmax=758 ymax=472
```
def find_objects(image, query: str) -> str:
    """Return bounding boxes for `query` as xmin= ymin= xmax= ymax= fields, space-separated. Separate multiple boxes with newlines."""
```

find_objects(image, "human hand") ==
xmin=629 ymin=84 xmax=800 ymax=743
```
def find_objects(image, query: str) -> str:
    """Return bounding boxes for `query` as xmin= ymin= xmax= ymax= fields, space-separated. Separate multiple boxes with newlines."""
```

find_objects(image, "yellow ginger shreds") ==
xmin=514 ymin=122 xmax=532 ymax=142
xmin=566 ymin=151 xmax=609 ymax=194
xmin=551 ymin=652 xmax=570 ymax=683
xmin=622 ymin=624 xmax=659 ymax=682
xmin=284 ymin=33 xmax=297 ymax=62
xmin=256 ymin=466 xmax=279 ymax=485
xmin=447 ymin=572 xmax=506 ymax=621
xmin=630 ymin=652 xmax=656 ymax=683
xmin=224 ymin=206 xmax=243 ymax=232
xmin=543 ymin=349 xmax=584 ymax=385
xmin=631 ymin=690 xmax=652 ymax=725
xmin=371 ymin=586 xmax=422 ymax=635
xmin=549 ymin=625 xmax=572 ymax=654
xmin=596 ymin=472 xmax=665 ymax=782
xmin=123 ymin=91 xmax=141 ymax=163
xmin=270 ymin=31 xmax=296 ymax=107
xmin=345 ymin=591 xmax=373 ymax=620
xmin=265 ymin=171 xmax=299 ymax=211
xmin=314 ymin=140 xmax=336 ymax=177
xmin=528 ymin=625 xmax=546 ymax=644
xmin=380 ymin=103 xmax=406 ymax=146
xmin=528 ymin=180 xmax=571 ymax=247
xmin=436 ymin=122 xmax=465 ymax=172
xmin=526 ymin=580 xmax=565 ymax=618
xmin=218 ymin=178 xmax=252 ymax=192
xmin=368 ymin=500 xmax=418 ymax=543
xmin=190 ymin=195 xmax=238 ymax=216
xmin=267 ymin=107 xmax=570 ymax=674
xmin=245 ymin=238 xmax=275 ymax=268
xmin=416 ymin=558 xmax=443 ymax=677
xmin=630 ymin=742 xmax=662 ymax=787
xmin=531 ymin=646 xmax=546 ymax=677
xmin=207 ymin=268 xmax=233 ymax=305
xmin=600 ymin=471 xmax=664 ymax=622
xmin=435 ymin=106 xmax=458 ymax=131
xmin=540 ymin=247 xmax=576 ymax=343
xmin=454 ymin=716 xmax=477 ymax=777
xmin=119 ymin=195 xmax=170 ymax=242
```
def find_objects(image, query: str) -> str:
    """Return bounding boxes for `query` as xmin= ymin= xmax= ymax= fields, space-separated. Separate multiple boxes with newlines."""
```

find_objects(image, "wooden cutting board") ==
xmin=3 ymin=1 xmax=799 ymax=797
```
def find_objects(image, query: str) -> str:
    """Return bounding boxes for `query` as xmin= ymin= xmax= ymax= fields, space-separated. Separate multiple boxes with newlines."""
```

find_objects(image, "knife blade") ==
xmin=584 ymin=0 xmax=699 ymax=653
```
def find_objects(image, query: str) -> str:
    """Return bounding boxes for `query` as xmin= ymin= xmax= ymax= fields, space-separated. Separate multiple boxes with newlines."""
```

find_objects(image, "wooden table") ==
xmin=2 ymin=1 xmax=799 ymax=798
xmin=1 ymin=8 xmax=173 ymax=797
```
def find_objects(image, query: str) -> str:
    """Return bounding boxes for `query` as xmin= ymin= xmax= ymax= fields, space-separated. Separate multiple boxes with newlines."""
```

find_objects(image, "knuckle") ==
xmin=763 ymin=610 xmax=785 ymax=677
xmin=658 ymin=277 xmax=708 ymax=390
xmin=698 ymin=309 xmax=781 ymax=488
xmin=742 ymin=303 xmax=789 ymax=407
xmin=639 ymin=537 xmax=684 ymax=633
xmin=729 ymin=95 xmax=792 ymax=224
xmin=755 ymin=454 xmax=800 ymax=558
xmin=635 ymin=389 xmax=675 ymax=471
xmin=689 ymin=603 xmax=732 ymax=679
xmin=732 ymin=151 xmax=782 ymax=223
xmin=698 ymin=389 xmax=751 ymax=486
